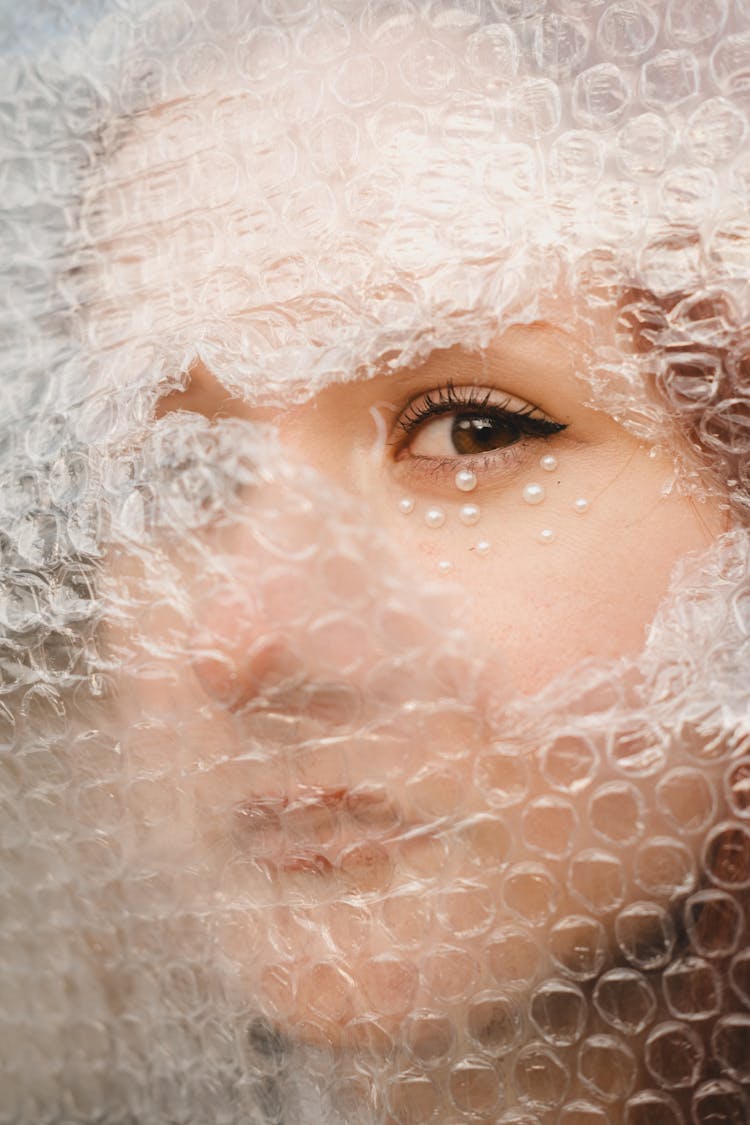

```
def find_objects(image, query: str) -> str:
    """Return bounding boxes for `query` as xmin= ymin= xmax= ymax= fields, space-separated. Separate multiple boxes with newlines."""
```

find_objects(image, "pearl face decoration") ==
xmin=539 ymin=528 xmax=556 ymax=544
xmin=476 ymin=540 xmax=490 ymax=556
xmin=573 ymin=498 xmax=590 ymax=513
xmin=398 ymin=497 xmax=415 ymax=514
xmin=522 ymin=482 xmax=545 ymax=505
xmin=425 ymin=507 xmax=446 ymax=529
xmin=459 ymin=503 xmax=481 ymax=526
xmin=540 ymin=454 xmax=557 ymax=472
xmin=455 ymin=468 xmax=477 ymax=492
xmin=438 ymin=559 xmax=453 ymax=574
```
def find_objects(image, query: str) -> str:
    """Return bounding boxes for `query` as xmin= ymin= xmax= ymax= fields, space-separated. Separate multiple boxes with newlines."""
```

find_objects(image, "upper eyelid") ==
xmin=393 ymin=383 xmax=557 ymax=434
xmin=413 ymin=383 xmax=498 ymax=416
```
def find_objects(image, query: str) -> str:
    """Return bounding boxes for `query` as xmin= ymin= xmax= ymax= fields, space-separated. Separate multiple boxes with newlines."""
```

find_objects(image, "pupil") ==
xmin=451 ymin=414 xmax=520 ymax=456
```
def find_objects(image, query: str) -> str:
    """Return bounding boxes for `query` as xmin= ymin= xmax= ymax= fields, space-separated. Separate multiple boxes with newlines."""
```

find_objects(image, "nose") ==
xmin=187 ymin=521 xmax=373 ymax=725
xmin=143 ymin=402 xmax=487 ymax=746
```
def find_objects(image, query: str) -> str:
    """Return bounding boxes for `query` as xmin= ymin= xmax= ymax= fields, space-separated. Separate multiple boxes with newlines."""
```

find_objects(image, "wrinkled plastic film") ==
xmin=3 ymin=2 xmax=750 ymax=1123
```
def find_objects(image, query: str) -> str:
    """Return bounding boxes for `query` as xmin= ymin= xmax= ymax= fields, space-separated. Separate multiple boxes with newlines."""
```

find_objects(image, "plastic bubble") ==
xmin=4 ymin=2 xmax=750 ymax=1122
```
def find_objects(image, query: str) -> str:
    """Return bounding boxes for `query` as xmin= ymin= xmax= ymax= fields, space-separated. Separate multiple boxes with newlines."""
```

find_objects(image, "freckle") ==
xmin=398 ymin=497 xmax=415 ymax=514
xmin=425 ymin=507 xmax=446 ymax=529
xmin=476 ymin=540 xmax=490 ymax=556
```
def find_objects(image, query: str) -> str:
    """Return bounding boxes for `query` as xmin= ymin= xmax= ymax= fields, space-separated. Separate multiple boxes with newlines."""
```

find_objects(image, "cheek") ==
xmin=377 ymin=470 xmax=721 ymax=695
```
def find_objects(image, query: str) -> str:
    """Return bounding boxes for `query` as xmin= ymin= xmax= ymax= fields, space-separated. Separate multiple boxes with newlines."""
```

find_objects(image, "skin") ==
xmin=136 ymin=319 xmax=727 ymax=1053
xmin=91 ymin=24 xmax=733 ymax=1103
xmin=157 ymin=326 xmax=724 ymax=696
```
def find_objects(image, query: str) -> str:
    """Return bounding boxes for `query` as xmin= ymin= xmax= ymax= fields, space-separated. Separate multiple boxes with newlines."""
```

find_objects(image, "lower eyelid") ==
xmin=391 ymin=440 xmax=533 ymax=486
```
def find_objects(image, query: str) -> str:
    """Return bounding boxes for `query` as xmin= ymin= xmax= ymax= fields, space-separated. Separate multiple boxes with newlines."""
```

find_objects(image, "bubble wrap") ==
xmin=3 ymin=1 xmax=750 ymax=1122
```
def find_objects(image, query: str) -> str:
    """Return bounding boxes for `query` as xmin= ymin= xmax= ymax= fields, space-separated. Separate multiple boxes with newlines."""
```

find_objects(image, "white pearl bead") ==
xmin=438 ymin=559 xmax=453 ymax=574
xmin=476 ymin=540 xmax=490 ymax=556
xmin=539 ymin=528 xmax=556 ymax=544
xmin=425 ymin=507 xmax=446 ymax=529
xmin=455 ymin=468 xmax=477 ymax=492
xmin=398 ymin=497 xmax=415 ymax=514
xmin=573 ymin=498 xmax=589 ymax=513
xmin=540 ymin=454 xmax=557 ymax=472
xmin=522 ymin=482 xmax=545 ymax=505
xmin=459 ymin=503 xmax=480 ymax=526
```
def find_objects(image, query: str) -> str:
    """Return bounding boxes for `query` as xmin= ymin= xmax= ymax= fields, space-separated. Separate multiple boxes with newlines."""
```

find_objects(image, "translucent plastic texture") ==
xmin=2 ymin=1 xmax=750 ymax=1123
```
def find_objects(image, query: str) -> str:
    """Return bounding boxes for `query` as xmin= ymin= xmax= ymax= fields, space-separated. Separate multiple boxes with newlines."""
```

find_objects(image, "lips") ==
xmin=232 ymin=785 xmax=432 ymax=884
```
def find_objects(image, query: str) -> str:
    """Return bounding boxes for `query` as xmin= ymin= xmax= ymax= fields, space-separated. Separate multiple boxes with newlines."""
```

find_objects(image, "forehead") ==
xmin=84 ymin=4 xmax=746 ymax=403
xmin=93 ymin=24 xmax=576 ymax=399
xmin=103 ymin=22 xmax=543 ymax=261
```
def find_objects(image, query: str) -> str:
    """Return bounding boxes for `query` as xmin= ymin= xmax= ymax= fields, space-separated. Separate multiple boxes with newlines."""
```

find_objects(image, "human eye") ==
xmin=391 ymin=382 xmax=567 ymax=476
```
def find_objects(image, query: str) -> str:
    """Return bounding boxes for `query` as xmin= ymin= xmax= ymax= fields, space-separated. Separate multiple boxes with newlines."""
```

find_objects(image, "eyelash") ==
xmin=393 ymin=381 xmax=567 ymax=454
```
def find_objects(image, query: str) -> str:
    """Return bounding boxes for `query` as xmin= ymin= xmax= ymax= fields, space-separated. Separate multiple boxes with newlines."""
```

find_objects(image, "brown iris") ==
xmin=451 ymin=414 xmax=523 ymax=455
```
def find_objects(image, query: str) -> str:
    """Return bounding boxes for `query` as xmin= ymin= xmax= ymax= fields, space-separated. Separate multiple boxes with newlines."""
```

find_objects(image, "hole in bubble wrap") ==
xmin=466 ymin=992 xmax=522 ymax=1058
xmin=657 ymin=767 xmax=717 ymax=834
xmin=691 ymin=1079 xmax=750 ymax=1125
xmin=623 ymin=1090 xmax=684 ymax=1125
xmin=711 ymin=1016 xmax=750 ymax=1084
xmin=684 ymin=890 xmax=744 ymax=958
xmin=725 ymin=757 xmax=750 ymax=818
xmin=663 ymin=956 xmax=721 ymax=1022
xmin=559 ymin=1101 xmax=609 ymax=1125
xmin=403 ymin=1010 xmax=455 ymax=1067
xmin=386 ymin=1073 xmax=439 ymax=1125
xmin=593 ymin=969 xmax=657 ymax=1036
xmin=449 ymin=1057 xmax=503 ymax=1116
xmin=529 ymin=979 xmax=587 ymax=1047
xmin=578 ymin=1034 xmax=637 ymax=1104
xmin=703 ymin=822 xmax=750 ymax=890
xmin=549 ymin=914 xmax=608 ymax=982
xmin=615 ymin=902 xmax=676 ymax=970
xmin=644 ymin=1020 xmax=705 ymax=1089
xmin=514 ymin=1041 xmax=568 ymax=1110
xmin=589 ymin=781 xmax=645 ymax=846
xmin=729 ymin=948 xmax=750 ymax=1008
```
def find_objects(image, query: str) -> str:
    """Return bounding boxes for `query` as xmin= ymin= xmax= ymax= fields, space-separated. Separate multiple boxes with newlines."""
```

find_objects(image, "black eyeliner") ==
xmin=394 ymin=381 xmax=567 ymax=441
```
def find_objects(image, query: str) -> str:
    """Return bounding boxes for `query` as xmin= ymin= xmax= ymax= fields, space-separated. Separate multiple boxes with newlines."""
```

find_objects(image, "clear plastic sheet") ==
xmin=3 ymin=1 xmax=750 ymax=1122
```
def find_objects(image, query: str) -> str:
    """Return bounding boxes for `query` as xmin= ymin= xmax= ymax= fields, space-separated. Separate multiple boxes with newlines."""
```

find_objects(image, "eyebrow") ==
xmin=382 ymin=321 xmax=574 ymax=386
xmin=156 ymin=319 xmax=577 ymax=419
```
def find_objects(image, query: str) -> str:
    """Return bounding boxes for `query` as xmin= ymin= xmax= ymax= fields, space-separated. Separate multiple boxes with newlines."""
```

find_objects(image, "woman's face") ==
xmin=159 ymin=327 xmax=722 ymax=696
xmin=114 ymin=322 xmax=728 ymax=1056
xmin=96 ymin=19 xmax=735 ymax=1105
xmin=100 ymin=65 xmax=724 ymax=697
